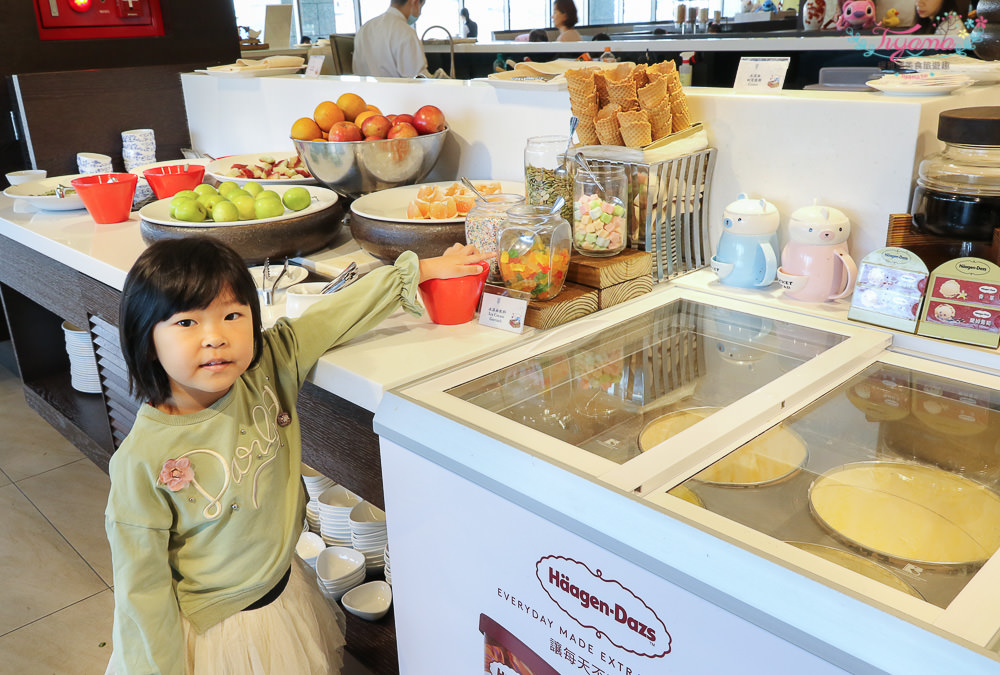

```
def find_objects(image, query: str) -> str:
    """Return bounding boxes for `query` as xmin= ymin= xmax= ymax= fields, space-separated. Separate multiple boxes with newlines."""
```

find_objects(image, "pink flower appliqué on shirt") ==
xmin=159 ymin=457 xmax=194 ymax=491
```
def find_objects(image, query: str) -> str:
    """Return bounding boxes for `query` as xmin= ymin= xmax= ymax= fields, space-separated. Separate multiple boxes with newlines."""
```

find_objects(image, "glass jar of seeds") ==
xmin=524 ymin=135 xmax=573 ymax=223
xmin=465 ymin=193 xmax=525 ymax=282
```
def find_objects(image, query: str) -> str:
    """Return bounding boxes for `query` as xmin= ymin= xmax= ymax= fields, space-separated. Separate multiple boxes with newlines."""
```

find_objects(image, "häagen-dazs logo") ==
xmin=536 ymin=555 xmax=671 ymax=659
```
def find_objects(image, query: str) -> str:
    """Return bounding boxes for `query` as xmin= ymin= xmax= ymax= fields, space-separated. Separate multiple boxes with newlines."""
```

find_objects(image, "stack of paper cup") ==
xmin=121 ymin=128 xmax=156 ymax=171
xmin=77 ymin=153 xmax=113 ymax=175
xmin=62 ymin=321 xmax=101 ymax=394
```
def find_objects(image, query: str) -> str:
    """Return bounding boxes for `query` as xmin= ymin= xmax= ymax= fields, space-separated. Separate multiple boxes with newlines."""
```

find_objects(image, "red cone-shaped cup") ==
xmin=417 ymin=260 xmax=490 ymax=325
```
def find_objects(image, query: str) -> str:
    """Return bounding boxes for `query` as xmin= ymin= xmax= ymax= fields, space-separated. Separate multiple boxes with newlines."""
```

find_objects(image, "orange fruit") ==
xmin=290 ymin=117 xmax=323 ymax=141
xmin=417 ymin=185 xmax=441 ymax=201
xmin=406 ymin=202 xmax=424 ymax=219
xmin=414 ymin=198 xmax=433 ymax=217
xmin=336 ymin=92 xmax=368 ymax=122
xmin=354 ymin=110 xmax=377 ymax=128
xmin=365 ymin=104 xmax=382 ymax=115
xmin=428 ymin=196 xmax=457 ymax=219
xmin=313 ymin=101 xmax=345 ymax=131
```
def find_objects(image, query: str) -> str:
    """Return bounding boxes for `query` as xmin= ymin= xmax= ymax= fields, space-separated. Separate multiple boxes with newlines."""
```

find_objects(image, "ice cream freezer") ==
xmin=373 ymin=284 xmax=1000 ymax=674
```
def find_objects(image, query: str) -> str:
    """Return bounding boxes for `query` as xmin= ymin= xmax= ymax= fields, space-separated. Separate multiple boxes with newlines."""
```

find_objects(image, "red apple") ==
xmin=360 ymin=114 xmax=392 ymax=140
xmin=386 ymin=114 xmax=397 ymax=123
xmin=412 ymin=105 xmax=446 ymax=135
xmin=393 ymin=113 xmax=414 ymax=126
xmin=327 ymin=121 xmax=363 ymax=142
xmin=387 ymin=122 xmax=418 ymax=139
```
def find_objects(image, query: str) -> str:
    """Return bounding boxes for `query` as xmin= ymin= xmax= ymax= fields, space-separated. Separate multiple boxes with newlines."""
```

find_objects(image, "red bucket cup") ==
xmin=417 ymin=261 xmax=490 ymax=325
xmin=142 ymin=163 xmax=206 ymax=199
xmin=70 ymin=173 xmax=138 ymax=224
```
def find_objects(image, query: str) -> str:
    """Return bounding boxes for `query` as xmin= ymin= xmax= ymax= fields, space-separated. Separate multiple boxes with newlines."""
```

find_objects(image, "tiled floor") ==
xmin=0 ymin=353 xmax=374 ymax=674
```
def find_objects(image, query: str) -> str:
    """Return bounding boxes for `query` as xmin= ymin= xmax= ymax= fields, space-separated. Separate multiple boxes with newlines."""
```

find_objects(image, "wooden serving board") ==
xmin=568 ymin=248 xmax=653 ymax=289
xmin=599 ymin=274 xmax=654 ymax=309
xmin=525 ymin=282 xmax=599 ymax=330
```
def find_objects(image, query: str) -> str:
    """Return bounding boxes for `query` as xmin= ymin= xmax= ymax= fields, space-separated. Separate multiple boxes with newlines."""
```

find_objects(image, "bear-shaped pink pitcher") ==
xmin=777 ymin=203 xmax=857 ymax=302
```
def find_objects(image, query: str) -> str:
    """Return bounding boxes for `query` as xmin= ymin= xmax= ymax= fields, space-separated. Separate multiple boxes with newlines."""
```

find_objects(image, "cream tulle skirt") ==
xmin=107 ymin=556 xmax=346 ymax=674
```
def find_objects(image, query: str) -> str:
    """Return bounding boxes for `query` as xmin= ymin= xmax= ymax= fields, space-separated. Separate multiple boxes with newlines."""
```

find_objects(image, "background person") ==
xmin=554 ymin=0 xmax=583 ymax=41
xmin=459 ymin=7 xmax=478 ymax=38
xmin=915 ymin=0 xmax=970 ymax=34
xmin=353 ymin=0 xmax=429 ymax=77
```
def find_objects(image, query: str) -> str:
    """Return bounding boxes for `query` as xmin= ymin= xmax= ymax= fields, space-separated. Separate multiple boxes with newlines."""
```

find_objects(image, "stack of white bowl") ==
xmin=315 ymin=546 xmax=366 ymax=601
xmin=383 ymin=544 xmax=392 ymax=585
xmin=301 ymin=464 xmax=335 ymax=533
xmin=350 ymin=501 xmax=387 ymax=572
xmin=317 ymin=485 xmax=361 ymax=547
xmin=62 ymin=321 xmax=101 ymax=394
xmin=295 ymin=532 xmax=325 ymax=569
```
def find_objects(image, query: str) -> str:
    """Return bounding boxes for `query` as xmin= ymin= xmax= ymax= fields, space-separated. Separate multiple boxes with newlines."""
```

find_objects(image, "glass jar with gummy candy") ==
xmin=573 ymin=164 xmax=628 ymax=256
xmin=497 ymin=204 xmax=572 ymax=300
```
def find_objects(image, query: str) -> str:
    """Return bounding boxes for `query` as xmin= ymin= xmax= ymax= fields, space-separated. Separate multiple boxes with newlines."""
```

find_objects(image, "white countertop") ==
xmin=0 ymin=195 xmax=529 ymax=412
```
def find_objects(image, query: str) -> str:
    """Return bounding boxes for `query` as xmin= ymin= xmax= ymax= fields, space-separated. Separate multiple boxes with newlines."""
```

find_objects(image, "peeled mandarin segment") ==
xmin=406 ymin=202 xmax=424 ymax=219
xmin=455 ymin=194 xmax=475 ymax=214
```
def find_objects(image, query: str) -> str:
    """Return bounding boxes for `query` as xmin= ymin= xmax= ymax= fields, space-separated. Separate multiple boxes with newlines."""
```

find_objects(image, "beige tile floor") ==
xmin=0 ymin=354 xmax=374 ymax=674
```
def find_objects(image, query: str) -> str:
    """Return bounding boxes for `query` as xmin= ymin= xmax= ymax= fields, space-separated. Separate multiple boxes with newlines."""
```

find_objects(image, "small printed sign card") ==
xmin=305 ymin=54 xmax=325 ymax=77
xmin=848 ymin=247 xmax=929 ymax=333
xmin=479 ymin=284 xmax=531 ymax=334
xmin=733 ymin=56 xmax=791 ymax=93
xmin=917 ymin=257 xmax=1000 ymax=349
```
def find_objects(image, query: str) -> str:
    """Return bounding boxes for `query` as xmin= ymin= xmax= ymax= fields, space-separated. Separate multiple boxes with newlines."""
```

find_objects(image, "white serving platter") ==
xmin=195 ymin=66 xmax=303 ymax=78
xmin=350 ymin=180 xmax=524 ymax=224
xmin=138 ymin=184 xmax=338 ymax=228
xmin=3 ymin=174 xmax=87 ymax=211
xmin=205 ymin=152 xmax=317 ymax=187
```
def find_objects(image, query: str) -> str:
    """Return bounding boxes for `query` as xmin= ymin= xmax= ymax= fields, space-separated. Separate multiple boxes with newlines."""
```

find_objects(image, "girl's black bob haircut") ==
xmin=119 ymin=237 xmax=263 ymax=406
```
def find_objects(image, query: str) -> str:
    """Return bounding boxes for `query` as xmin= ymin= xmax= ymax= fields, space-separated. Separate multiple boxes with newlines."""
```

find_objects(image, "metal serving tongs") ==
xmin=320 ymin=261 xmax=358 ymax=295
xmin=574 ymin=152 xmax=607 ymax=198
xmin=260 ymin=258 xmax=289 ymax=306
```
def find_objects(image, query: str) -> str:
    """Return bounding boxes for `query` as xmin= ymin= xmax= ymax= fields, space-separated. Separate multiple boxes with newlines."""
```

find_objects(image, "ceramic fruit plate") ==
xmin=350 ymin=180 xmax=524 ymax=224
xmin=138 ymin=184 xmax=338 ymax=228
xmin=130 ymin=158 xmax=211 ymax=178
xmin=205 ymin=152 xmax=317 ymax=186
xmin=2 ymin=174 xmax=87 ymax=211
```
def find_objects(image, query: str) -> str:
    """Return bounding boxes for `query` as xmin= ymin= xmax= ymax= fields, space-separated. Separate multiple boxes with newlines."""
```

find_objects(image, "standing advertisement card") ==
xmin=733 ymin=57 xmax=791 ymax=93
xmin=917 ymin=257 xmax=1000 ymax=348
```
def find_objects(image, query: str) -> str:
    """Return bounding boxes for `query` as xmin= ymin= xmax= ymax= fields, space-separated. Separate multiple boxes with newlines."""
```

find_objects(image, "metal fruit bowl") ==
xmin=292 ymin=129 xmax=448 ymax=199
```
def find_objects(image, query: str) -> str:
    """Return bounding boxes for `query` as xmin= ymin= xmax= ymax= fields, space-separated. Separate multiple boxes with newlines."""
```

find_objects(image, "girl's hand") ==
xmin=418 ymin=243 xmax=496 ymax=283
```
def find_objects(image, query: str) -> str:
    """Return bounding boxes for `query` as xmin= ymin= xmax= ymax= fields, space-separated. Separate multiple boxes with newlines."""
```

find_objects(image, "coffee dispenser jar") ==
xmin=911 ymin=107 xmax=1000 ymax=241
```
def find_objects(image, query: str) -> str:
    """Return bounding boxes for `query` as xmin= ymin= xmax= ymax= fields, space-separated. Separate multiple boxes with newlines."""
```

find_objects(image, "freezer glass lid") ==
xmin=446 ymin=298 xmax=844 ymax=464
xmin=668 ymin=361 xmax=1000 ymax=609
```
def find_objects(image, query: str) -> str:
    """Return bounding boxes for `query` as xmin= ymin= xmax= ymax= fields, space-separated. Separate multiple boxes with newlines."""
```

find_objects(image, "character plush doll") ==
xmin=836 ymin=0 xmax=878 ymax=29
xmin=881 ymin=7 xmax=901 ymax=26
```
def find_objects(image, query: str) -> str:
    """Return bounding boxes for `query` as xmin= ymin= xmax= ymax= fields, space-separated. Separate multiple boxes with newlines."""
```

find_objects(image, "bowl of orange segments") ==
xmin=290 ymin=92 xmax=449 ymax=200
xmin=349 ymin=180 xmax=524 ymax=263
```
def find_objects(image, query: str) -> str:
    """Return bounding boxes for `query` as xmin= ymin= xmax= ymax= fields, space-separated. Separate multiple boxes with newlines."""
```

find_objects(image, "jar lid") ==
xmin=938 ymin=107 xmax=1000 ymax=146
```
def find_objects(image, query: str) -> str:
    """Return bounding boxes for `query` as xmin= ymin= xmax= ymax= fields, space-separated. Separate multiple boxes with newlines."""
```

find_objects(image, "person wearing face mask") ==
xmin=353 ymin=0 xmax=430 ymax=78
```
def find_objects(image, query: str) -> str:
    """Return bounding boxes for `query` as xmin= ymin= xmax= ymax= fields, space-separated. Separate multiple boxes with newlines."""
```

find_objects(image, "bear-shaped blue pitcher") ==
xmin=711 ymin=193 xmax=780 ymax=288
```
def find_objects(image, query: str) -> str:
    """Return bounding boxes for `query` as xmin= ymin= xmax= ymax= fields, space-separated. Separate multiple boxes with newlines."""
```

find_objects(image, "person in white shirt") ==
xmin=554 ymin=0 xmax=583 ymax=42
xmin=353 ymin=0 xmax=429 ymax=78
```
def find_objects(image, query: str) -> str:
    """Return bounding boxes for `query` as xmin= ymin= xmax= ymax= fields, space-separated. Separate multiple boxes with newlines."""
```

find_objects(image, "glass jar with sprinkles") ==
xmin=465 ymin=193 xmax=525 ymax=282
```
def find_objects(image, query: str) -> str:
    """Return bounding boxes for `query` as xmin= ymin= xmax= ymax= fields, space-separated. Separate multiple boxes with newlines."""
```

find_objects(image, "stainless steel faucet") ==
xmin=421 ymin=25 xmax=455 ymax=78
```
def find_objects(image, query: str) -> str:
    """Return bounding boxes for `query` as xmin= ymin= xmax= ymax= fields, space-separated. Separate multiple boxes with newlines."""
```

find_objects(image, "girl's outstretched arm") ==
xmin=418 ymin=243 xmax=496 ymax=282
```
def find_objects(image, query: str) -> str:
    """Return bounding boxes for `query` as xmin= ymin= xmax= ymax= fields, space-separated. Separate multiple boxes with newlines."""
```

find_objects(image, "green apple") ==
xmin=173 ymin=198 xmax=207 ymax=222
xmin=170 ymin=195 xmax=195 ymax=218
xmin=282 ymin=186 xmax=312 ymax=212
xmin=225 ymin=188 xmax=251 ymax=202
xmin=243 ymin=181 xmax=263 ymax=197
xmin=254 ymin=189 xmax=280 ymax=203
xmin=231 ymin=194 xmax=256 ymax=220
xmin=193 ymin=184 xmax=218 ymax=197
xmin=217 ymin=181 xmax=240 ymax=197
xmin=198 ymin=193 xmax=225 ymax=211
xmin=174 ymin=189 xmax=200 ymax=202
xmin=254 ymin=198 xmax=285 ymax=220
xmin=211 ymin=200 xmax=240 ymax=223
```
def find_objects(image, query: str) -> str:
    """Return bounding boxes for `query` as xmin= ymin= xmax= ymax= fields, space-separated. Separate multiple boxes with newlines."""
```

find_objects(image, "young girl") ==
xmin=105 ymin=237 xmax=491 ymax=674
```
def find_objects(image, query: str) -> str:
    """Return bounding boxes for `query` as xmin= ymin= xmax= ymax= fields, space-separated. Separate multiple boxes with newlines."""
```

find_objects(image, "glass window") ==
xmin=414 ymin=0 xmax=462 ymax=39
xmin=510 ymin=0 xmax=550 ymax=34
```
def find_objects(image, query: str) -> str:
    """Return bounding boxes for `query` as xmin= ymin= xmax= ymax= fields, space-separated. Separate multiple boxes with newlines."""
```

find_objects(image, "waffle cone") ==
xmin=566 ymin=67 xmax=596 ymax=92
xmin=646 ymin=71 xmax=669 ymax=87
xmin=671 ymin=103 xmax=692 ymax=133
xmin=594 ymin=71 xmax=610 ymax=107
xmin=571 ymin=91 xmax=599 ymax=119
xmin=616 ymin=109 xmax=650 ymax=128
xmin=617 ymin=97 xmax=640 ymax=112
xmin=665 ymin=69 xmax=682 ymax=93
xmin=608 ymin=63 xmax=634 ymax=83
xmin=576 ymin=118 xmax=601 ymax=146
xmin=648 ymin=106 xmax=673 ymax=140
xmin=594 ymin=115 xmax=624 ymax=146
xmin=648 ymin=60 xmax=677 ymax=77
xmin=638 ymin=79 xmax=668 ymax=110
xmin=619 ymin=122 xmax=652 ymax=148
xmin=606 ymin=78 xmax=637 ymax=103
xmin=597 ymin=102 xmax=621 ymax=120
xmin=631 ymin=64 xmax=649 ymax=89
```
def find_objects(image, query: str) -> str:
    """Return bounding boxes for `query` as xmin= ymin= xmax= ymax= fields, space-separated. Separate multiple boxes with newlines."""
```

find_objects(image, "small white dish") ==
xmin=195 ymin=66 xmax=304 ymax=78
xmin=318 ymin=484 xmax=362 ymax=509
xmin=6 ymin=169 xmax=47 ymax=186
xmin=249 ymin=263 xmax=308 ymax=291
xmin=315 ymin=546 xmax=366 ymax=582
xmin=349 ymin=501 xmax=386 ymax=525
xmin=286 ymin=282 xmax=332 ymax=318
xmin=342 ymin=580 xmax=392 ymax=621
xmin=295 ymin=532 xmax=325 ymax=560
xmin=865 ymin=74 xmax=974 ymax=96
